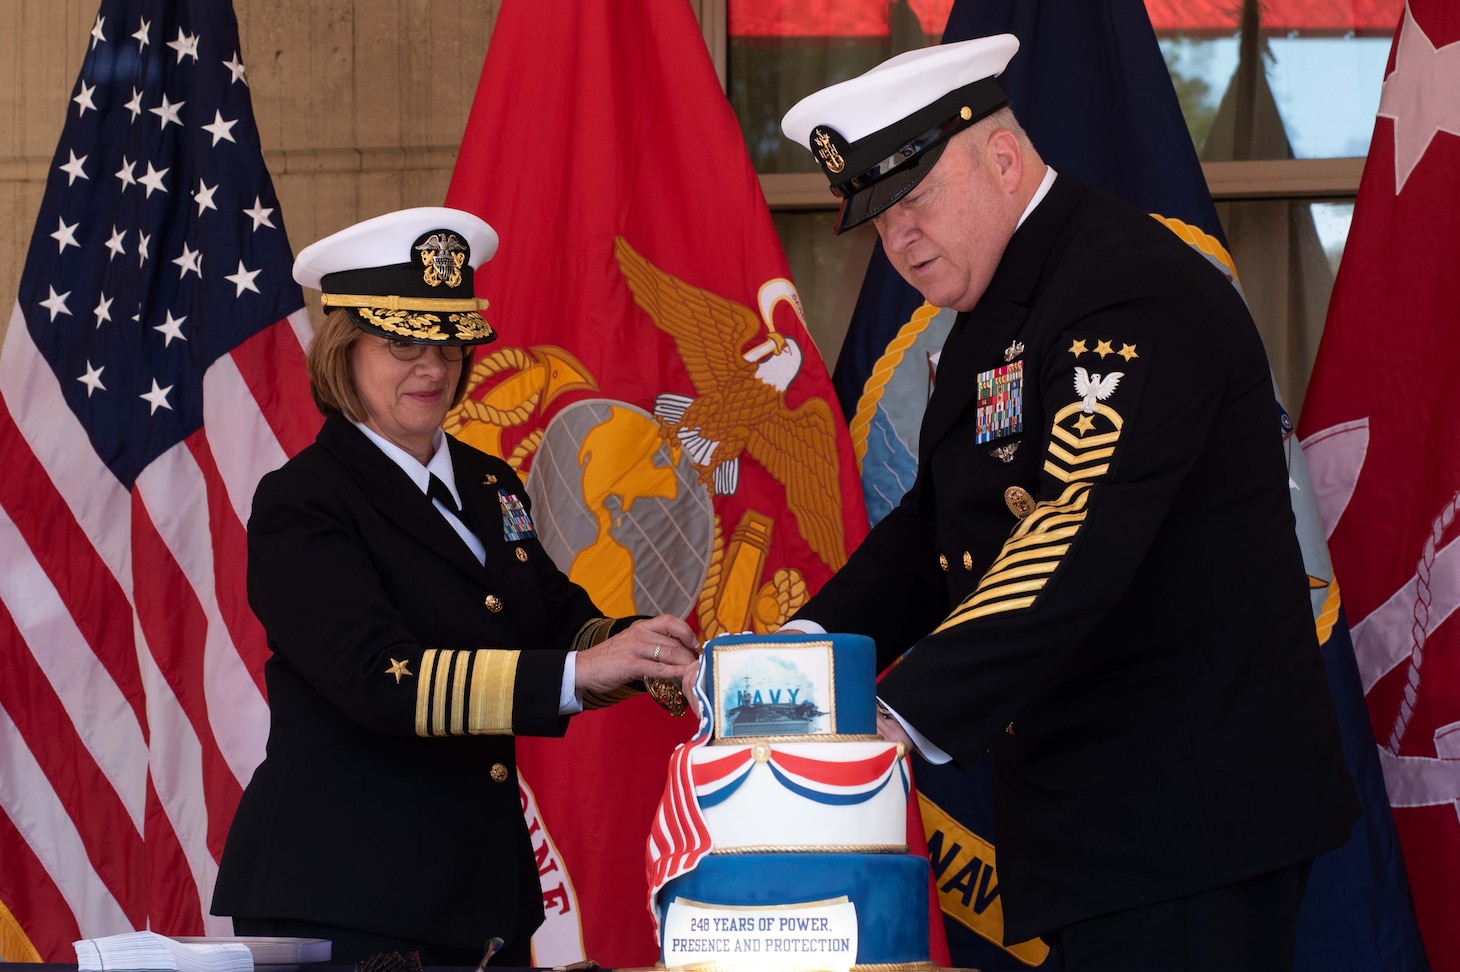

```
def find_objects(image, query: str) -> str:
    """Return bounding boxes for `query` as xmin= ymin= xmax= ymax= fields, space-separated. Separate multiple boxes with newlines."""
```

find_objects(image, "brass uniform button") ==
xmin=1004 ymin=485 xmax=1036 ymax=519
xmin=515 ymin=547 xmax=528 ymax=562
xmin=490 ymin=762 xmax=509 ymax=783
xmin=484 ymin=594 xmax=503 ymax=612
xmin=938 ymin=554 xmax=949 ymax=571
xmin=962 ymin=551 xmax=973 ymax=571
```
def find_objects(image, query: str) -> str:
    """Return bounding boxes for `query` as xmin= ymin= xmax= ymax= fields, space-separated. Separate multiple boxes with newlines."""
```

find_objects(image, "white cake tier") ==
xmin=690 ymin=741 xmax=910 ymax=852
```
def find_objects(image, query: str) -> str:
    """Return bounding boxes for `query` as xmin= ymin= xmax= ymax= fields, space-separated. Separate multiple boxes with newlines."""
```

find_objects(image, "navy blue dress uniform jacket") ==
xmin=212 ymin=412 xmax=634 ymax=950
xmin=797 ymin=175 xmax=1360 ymax=943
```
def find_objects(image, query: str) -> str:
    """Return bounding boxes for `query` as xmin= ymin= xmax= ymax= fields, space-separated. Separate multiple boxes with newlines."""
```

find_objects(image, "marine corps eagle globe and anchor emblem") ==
xmin=443 ymin=237 xmax=850 ymax=660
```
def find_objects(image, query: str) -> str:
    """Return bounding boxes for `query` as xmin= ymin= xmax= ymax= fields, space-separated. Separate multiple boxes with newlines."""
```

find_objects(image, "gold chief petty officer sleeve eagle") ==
xmin=793 ymin=174 xmax=1359 ymax=945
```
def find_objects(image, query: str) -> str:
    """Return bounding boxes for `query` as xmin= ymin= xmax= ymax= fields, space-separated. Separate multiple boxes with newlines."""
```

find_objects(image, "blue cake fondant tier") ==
xmin=659 ymin=852 xmax=930 ymax=967
xmin=704 ymin=632 xmax=876 ymax=737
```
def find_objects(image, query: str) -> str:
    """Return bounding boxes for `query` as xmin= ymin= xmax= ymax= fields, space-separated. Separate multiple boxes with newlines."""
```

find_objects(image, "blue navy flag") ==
xmin=0 ymin=0 xmax=317 ymax=958
xmin=837 ymin=2 xmax=1426 ymax=970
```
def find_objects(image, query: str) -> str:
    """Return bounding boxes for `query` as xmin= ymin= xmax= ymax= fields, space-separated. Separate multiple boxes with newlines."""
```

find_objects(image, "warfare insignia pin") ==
xmin=415 ymin=231 xmax=467 ymax=288
xmin=1003 ymin=340 xmax=1024 ymax=363
xmin=499 ymin=489 xmax=537 ymax=541
xmin=975 ymin=361 xmax=1023 ymax=444
xmin=1005 ymin=486 xmax=1036 ymax=519
xmin=483 ymin=474 xmax=497 ymax=485
xmin=990 ymin=441 xmax=1020 ymax=462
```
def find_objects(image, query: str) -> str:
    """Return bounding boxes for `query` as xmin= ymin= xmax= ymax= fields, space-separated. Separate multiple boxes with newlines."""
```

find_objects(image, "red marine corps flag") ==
xmin=1299 ymin=1 xmax=1460 ymax=966
xmin=443 ymin=0 xmax=903 ymax=966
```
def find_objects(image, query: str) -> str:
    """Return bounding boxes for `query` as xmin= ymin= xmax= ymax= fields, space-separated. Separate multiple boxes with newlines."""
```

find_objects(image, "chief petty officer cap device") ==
xmin=781 ymin=34 xmax=1020 ymax=234
xmin=293 ymin=206 xmax=501 ymax=346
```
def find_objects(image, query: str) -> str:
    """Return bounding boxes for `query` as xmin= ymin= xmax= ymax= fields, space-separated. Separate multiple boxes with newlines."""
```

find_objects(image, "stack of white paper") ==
xmin=74 ymin=931 xmax=254 ymax=972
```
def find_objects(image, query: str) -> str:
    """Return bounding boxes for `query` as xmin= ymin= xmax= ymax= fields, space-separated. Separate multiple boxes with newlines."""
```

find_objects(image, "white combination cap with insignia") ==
xmin=781 ymin=34 xmax=1019 ymax=234
xmin=293 ymin=206 xmax=500 ymax=346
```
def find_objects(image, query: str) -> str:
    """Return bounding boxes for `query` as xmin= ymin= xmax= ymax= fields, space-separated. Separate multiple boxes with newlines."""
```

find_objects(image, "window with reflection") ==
xmin=725 ymin=0 xmax=1396 ymax=414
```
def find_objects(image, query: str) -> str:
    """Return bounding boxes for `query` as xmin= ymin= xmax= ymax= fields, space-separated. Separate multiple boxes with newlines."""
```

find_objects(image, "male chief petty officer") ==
xmin=776 ymin=34 xmax=1360 ymax=971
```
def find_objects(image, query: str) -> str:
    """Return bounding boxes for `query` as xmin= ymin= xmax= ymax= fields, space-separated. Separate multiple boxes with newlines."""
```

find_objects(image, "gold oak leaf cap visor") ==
xmin=781 ymin=34 xmax=1020 ymax=234
xmin=292 ymin=206 xmax=500 ymax=346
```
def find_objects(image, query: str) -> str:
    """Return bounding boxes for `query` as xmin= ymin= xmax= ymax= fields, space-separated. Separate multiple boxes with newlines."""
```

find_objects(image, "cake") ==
xmin=647 ymin=632 xmax=934 ymax=971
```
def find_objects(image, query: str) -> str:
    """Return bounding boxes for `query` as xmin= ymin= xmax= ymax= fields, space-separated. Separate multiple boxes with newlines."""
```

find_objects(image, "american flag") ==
xmin=0 ymin=0 xmax=318 ymax=959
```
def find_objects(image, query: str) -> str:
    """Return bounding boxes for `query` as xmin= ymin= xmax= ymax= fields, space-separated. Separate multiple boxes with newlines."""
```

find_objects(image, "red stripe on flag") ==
xmin=183 ymin=433 xmax=269 ymax=693
xmin=0 ymin=406 xmax=146 ymax=731
xmin=129 ymin=495 xmax=244 ymax=859
xmin=230 ymin=323 xmax=320 ymax=460
xmin=0 ymin=805 xmax=81 ymax=962
xmin=0 ymin=598 xmax=147 ymax=926
xmin=142 ymin=778 xmax=206 ymax=937
xmin=769 ymin=745 xmax=900 ymax=786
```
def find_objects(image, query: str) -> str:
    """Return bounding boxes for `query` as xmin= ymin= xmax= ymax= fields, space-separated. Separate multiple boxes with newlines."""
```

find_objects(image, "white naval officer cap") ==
xmin=781 ymin=34 xmax=1020 ymax=234
xmin=293 ymin=207 xmax=501 ymax=346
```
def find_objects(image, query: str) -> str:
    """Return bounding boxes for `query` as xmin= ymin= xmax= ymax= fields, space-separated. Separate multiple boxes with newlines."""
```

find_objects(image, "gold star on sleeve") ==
xmin=1068 ymin=339 xmax=1088 ymax=356
xmin=1094 ymin=339 xmax=1114 ymax=358
xmin=1072 ymin=414 xmax=1097 ymax=436
xmin=386 ymin=658 xmax=413 ymax=684
xmin=1118 ymin=343 xmax=1139 ymax=362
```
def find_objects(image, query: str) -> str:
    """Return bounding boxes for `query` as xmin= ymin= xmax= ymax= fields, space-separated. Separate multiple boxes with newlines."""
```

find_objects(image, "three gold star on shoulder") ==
xmin=386 ymin=658 xmax=413 ymax=684
xmin=1069 ymin=338 xmax=1139 ymax=362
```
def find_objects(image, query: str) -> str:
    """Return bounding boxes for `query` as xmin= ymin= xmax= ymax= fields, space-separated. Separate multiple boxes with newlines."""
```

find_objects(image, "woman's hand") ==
xmin=574 ymin=615 xmax=699 ymax=695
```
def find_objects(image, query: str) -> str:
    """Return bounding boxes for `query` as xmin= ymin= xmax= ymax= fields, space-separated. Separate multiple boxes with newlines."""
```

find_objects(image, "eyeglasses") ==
xmin=383 ymin=339 xmax=466 ymax=362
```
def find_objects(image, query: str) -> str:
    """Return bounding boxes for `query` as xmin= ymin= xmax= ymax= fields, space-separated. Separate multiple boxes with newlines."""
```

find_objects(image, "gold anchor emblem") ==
xmin=813 ymin=130 xmax=845 ymax=174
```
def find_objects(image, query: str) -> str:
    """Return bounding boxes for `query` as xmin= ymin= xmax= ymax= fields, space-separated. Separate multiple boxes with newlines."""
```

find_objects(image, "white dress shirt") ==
xmin=352 ymin=421 xmax=582 ymax=714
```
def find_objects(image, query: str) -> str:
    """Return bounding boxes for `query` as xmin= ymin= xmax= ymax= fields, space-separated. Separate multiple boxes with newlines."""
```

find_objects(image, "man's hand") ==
xmin=875 ymin=706 xmax=914 ymax=750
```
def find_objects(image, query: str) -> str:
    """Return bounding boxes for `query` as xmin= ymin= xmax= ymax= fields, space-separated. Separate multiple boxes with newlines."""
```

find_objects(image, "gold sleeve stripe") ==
xmin=960 ymin=577 xmax=1049 ymax=610
xmin=450 ymin=650 xmax=471 ymax=736
xmin=1015 ymin=510 xmax=1088 ymax=537
xmin=1052 ymin=425 xmax=1122 ymax=449
xmin=1002 ymin=523 xmax=1084 ymax=552
xmin=432 ymin=650 xmax=454 ymax=736
xmin=1016 ymin=481 xmax=1097 ymax=531
xmin=1047 ymin=441 xmax=1117 ymax=466
xmin=416 ymin=649 xmax=439 ymax=737
xmin=1044 ymin=460 xmax=1111 ymax=482
xmin=1012 ymin=486 xmax=1090 ymax=537
xmin=413 ymin=649 xmax=520 ymax=736
xmin=571 ymin=616 xmax=616 ymax=653
xmin=939 ymin=584 xmax=1047 ymax=630
xmin=936 ymin=595 xmax=1040 ymax=631
xmin=986 ymin=543 xmax=1072 ymax=574
xmin=979 ymin=558 xmax=1065 ymax=587
xmin=468 ymin=649 xmax=519 ymax=734
xmin=582 ymin=684 xmax=641 ymax=709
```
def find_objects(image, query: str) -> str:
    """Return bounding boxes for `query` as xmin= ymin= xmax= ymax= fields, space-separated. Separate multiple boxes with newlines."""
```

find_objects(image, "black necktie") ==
xmin=427 ymin=474 xmax=469 ymax=529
